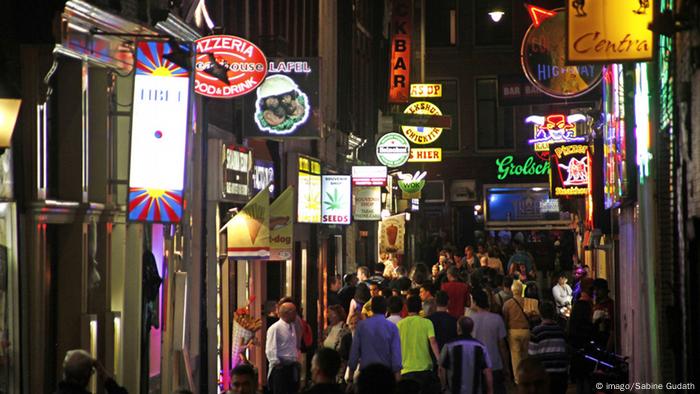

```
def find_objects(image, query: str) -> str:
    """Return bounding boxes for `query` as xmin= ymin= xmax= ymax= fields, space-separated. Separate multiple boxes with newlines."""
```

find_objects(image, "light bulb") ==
xmin=489 ymin=10 xmax=505 ymax=22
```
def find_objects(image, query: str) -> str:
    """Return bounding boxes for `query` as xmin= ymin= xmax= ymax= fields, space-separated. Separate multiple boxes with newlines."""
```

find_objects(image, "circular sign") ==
xmin=376 ymin=133 xmax=410 ymax=168
xmin=520 ymin=9 xmax=602 ymax=99
xmin=401 ymin=101 xmax=444 ymax=145
xmin=194 ymin=35 xmax=267 ymax=98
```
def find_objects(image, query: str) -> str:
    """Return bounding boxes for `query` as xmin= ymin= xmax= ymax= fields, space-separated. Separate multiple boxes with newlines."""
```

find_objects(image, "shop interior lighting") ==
xmin=0 ymin=74 xmax=21 ymax=153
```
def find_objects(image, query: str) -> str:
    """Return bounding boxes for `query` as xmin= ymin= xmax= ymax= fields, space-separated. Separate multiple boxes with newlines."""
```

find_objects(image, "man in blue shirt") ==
xmin=348 ymin=296 xmax=402 ymax=382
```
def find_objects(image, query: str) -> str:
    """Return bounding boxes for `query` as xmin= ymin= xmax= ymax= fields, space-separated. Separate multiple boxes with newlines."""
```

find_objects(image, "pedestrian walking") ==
xmin=439 ymin=316 xmax=494 ymax=394
xmin=347 ymin=296 xmax=402 ymax=383
xmin=441 ymin=267 xmax=471 ymax=318
xmin=502 ymin=281 xmax=539 ymax=384
xmin=338 ymin=274 xmax=357 ymax=315
xmin=419 ymin=282 xmax=437 ymax=317
xmin=516 ymin=357 xmax=550 ymax=394
xmin=528 ymin=301 xmax=568 ymax=394
xmin=470 ymin=289 xmax=511 ymax=394
xmin=266 ymin=302 xmax=300 ymax=394
xmin=387 ymin=295 xmax=404 ymax=325
xmin=303 ymin=348 xmax=343 ymax=394
xmin=228 ymin=364 xmax=258 ymax=394
xmin=427 ymin=291 xmax=458 ymax=351
xmin=397 ymin=296 xmax=442 ymax=394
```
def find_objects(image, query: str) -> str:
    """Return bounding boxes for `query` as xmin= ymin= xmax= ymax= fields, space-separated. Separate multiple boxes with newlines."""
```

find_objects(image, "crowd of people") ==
xmin=53 ymin=239 xmax=615 ymax=394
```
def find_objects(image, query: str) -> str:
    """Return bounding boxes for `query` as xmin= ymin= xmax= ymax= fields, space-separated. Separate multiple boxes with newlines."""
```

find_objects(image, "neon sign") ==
xmin=495 ymin=156 xmax=550 ymax=181
xmin=388 ymin=0 xmax=412 ymax=103
xmin=526 ymin=113 xmax=587 ymax=152
xmin=410 ymin=83 xmax=442 ymax=98
xmin=397 ymin=171 xmax=427 ymax=194
xmin=401 ymin=101 xmax=444 ymax=144
xmin=549 ymin=143 xmax=590 ymax=197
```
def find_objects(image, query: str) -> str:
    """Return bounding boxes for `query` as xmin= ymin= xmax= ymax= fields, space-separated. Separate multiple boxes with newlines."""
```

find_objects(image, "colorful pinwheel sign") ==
xmin=128 ymin=41 xmax=191 ymax=223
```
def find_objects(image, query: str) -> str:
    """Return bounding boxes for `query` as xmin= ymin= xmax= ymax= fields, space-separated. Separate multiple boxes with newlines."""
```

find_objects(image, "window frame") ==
xmin=473 ymin=76 xmax=516 ymax=153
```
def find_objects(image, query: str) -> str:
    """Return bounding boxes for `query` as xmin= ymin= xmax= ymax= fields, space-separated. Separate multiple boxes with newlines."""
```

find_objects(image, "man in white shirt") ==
xmin=552 ymin=272 xmax=573 ymax=309
xmin=266 ymin=302 xmax=300 ymax=394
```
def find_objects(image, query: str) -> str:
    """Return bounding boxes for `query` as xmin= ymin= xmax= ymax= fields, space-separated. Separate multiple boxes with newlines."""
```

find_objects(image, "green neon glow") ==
xmin=495 ymin=155 xmax=550 ymax=180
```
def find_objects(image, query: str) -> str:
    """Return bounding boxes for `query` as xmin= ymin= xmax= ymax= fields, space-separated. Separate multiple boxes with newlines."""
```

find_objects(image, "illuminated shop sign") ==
xmin=567 ymin=0 xmax=654 ymax=63
xmin=401 ymin=101 xmax=444 ymax=144
xmin=539 ymin=198 xmax=560 ymax=213
xmin=352 ymin=166 xmax=388 ymax=186
xmin=244 ymin=58 xmax=319 ymax=138
xmin=353 ymin=187 xmax=382 ymax=221
xmin=297 ymin=156 xmax=321 ymax=223
xmin=270 ymin=186 xmax=294 ymax=260
xmin=521 ymin=7 xmax=603 ymax=99
xmin=549 ymin=143 xmax=590 ymax=197
xmin=388 ymin=0 xmax=412 ymax=103
xmin=223 ymin=145 xmax=252 ymax=201
xmin=603 ymin=64 xmax=630 ymax=209
xmin=226 ymin=188 xmax=270 ymax=259
xmin=408 ymin=148 xmax=442 ymax=162
xmin=128 ymin=41 xmax=190 ymax=223
xmin=495 ymin=156 xmax=551 ymax=181
xmin=397 ymin=171 xmax=427 ymax=199
xmin=376 ymin=133 xmax=411 ymax=168
xmin=194 ymin=35 xmax=267 ymax=98
xmin=252 ymin=160 xmax=275 ymax=196
xmin=410 ymin=83 xmax=442 ymax=98
xmin=526 ymin=113 xmax=587 ymax=152
xmin=321 ymin=175 xmax=352 ymax=225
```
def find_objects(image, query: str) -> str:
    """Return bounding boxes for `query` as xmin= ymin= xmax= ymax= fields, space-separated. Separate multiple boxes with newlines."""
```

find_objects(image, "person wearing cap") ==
xmin=55 ymin=349 xmax=127 ymax=394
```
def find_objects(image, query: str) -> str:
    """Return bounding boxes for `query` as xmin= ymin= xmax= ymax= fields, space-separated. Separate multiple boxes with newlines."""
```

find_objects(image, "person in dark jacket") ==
xmin=303 ymin=348 xmax=344 ymax=394
xmin=55 ymin=349 xmax=127 ymax=394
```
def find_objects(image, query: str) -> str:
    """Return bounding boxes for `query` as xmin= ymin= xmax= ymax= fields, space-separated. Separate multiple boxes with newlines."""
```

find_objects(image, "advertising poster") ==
xmin=380 ymin=213 xmax=406 ymax=254
xmin=222 ymin=144 xmax=251 ymax=202
xmin=245 ymin=58 xmax=320 ymax=138
xmin=353 ymin=187 xmax=381 ymax=221
xmin=352 ymin=166 xmax=388 ymax=186
xmin=321 ymin=176 xmax=352 ymax=225
xmin=252 ymin=159 xmax=275 ymax=196
xmin=226 ymin=188 xmax=270 ymax=259
xmin=549 ymin=143 xmax=591 ymax=197
xmin=128 ymin=41 xmax=190 ymax=223
xmin=270 ymin=187 xmax=294 ymax=260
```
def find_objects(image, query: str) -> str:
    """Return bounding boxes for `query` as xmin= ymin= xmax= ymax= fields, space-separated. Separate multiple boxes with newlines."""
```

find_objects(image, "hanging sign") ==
xmin=397 ymin=171 xmax=427 ymax=199
xmin=400 ymin=101 xmax=445 ymax=144
xmin=270 ymin=187 xmax=294 ymax=260
xmin=353 ymin=187 xmax=382 ymax=221
xmin=194 ymin=35 xmax=267 ymax=98
xmin=380 ymin=214 xmax=406 ymax=254
xmin=128 ymin=41 xmax=190 ymax=223
xmin=410 ymin=83 xmax=442 ymax=98
xmin=297 ymin=156 xmax=322 ymax=223
xmin=408 ymin=147 xmax=442 ymax=162
xmin=352 ymin=166 xmax=388 ymax=186
xmin=226 ymin=188 xmax=270 ymax=259
xmin=245 ymin=58 xmax=320 ymax=138
xmin=223 ymin=145 xmax=252 ymax=202
xmin=321 ymin=175 xmax=352 ymax=225
xmin=388 ymin=0 xmax=412 ymax=103
xmin=549 ymin=143 xmax=590 ymax=197
xmin=567 ymin=0 xmax=654 ymax=63
xmin=495 ymin=155 xmax=551 ymax=181
xmin=252 ymin=160 xmax=275 ymax=196
xmin=526 ymin=113 xmax=587 ymax=153
xmin=520 ymin=7 xmax=603 ymax=99
xmin=376 ymin=133 xmax=410 ymax=168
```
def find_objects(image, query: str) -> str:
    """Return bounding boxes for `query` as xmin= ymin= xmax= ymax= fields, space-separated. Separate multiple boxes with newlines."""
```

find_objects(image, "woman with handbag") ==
xmin=501 ymin=280 xmax=539 ymax=384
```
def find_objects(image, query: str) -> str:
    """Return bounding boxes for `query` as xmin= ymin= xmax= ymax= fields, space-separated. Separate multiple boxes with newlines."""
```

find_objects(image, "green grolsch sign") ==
xmin=495 ymin=155 xmax=550 ymax=180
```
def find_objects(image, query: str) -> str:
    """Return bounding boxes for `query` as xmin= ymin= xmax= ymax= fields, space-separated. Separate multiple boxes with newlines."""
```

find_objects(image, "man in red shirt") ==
xmin=440 ymin=267 xmax=471 ymax=319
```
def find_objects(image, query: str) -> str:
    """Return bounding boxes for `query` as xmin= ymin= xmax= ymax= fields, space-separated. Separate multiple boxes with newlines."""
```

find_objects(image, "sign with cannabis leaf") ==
xmin=321 ymin=175 xmax=352 ymax=225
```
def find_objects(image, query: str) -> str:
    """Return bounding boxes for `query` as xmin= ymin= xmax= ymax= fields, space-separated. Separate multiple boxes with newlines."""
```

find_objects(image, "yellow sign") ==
xmin=401 ymin=101 xmax=443 ymax=144
xmin=410 ymin=83 xmax=442 ymax=98
xmin=567 ymin=0 xmax=654 ymax=63
xmin=226 ymin=188 xmax=270 ymax=259
xmin=270 ymin=186 xmax=294 ymax=260
xmin=408 ymin=148 xmax=442 ymax=162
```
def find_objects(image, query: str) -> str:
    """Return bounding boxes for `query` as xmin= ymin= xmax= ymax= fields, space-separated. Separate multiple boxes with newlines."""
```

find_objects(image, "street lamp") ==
xmin=0 ymin=76 xmax=21 ymax=153
xmin=488 ymin=9 xmax=505 ymax=23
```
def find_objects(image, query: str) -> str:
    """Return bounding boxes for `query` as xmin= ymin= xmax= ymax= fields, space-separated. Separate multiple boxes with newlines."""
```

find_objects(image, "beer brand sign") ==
xmin=194 ymin=35 xmax=267 ymax=98
xmin=388 ymin=0 xmax=412 ymax=103
xmin=549 ymin=143 xmax=590 ymax=197
xmin=401 ymin=101 xmax=444 ymax=144
xmin=408 ymin=148 xmax=442 ymax=162
xmin=495 ymin=155 xmax=551 ymax=181
xmin=567 ymin=0 xmax=654 ymax=63
xmin=520 ymin=7 xmax=603 ymax=99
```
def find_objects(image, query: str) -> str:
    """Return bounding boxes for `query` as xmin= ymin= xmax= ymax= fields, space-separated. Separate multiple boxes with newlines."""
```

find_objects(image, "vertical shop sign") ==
xmin=297 ymin=156 xmax=322 ymax=223
xmin=388 ymin=0 xmax=412 ymax=103
xmin=128 ymin=41 xmax=190 ymax=223
xmin=270 ymin=187 xmax=294 ymax=260
xmin=549 ymin=143 xmax=591 ymax=197
xmin=252 ymin=160 xmax=275 ymax=196
xmin=223 ymin=145 xmax=252 ymax=201
xmin=226 ymin=188 xmax=270 ymax=259
xmin=380 ymin=213 xmax=406 ymax=254
xmin=353 ymin=187 xmax=382 ymax=221
xmin=321 ymin=175 xmax=352 ymax=225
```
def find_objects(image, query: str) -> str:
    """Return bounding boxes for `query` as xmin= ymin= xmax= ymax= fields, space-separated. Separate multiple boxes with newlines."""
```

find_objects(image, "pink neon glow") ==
xmin=149 ymin=224 xmax=164 ymax=378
